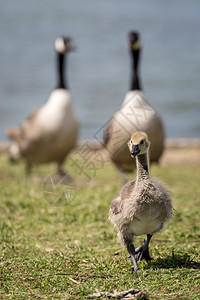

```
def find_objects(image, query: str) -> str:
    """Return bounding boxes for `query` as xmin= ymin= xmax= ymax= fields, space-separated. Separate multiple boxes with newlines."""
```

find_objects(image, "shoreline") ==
xmin=0 ymin=138 xmax=200 ymax=166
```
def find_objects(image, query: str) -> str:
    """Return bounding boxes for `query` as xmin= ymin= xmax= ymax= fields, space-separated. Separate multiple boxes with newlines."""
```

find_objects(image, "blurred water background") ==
xmin=0 ymin=0 xmax=200 ymax=142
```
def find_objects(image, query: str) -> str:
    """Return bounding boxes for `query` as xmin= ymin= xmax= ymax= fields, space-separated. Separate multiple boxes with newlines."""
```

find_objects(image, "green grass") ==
xmin=0 ymin=154 xmax=200 ymax=299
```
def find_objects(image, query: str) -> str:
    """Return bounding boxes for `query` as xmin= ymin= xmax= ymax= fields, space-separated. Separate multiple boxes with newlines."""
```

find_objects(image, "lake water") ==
xmin=0 ymin=0 xmax=200 ymax=142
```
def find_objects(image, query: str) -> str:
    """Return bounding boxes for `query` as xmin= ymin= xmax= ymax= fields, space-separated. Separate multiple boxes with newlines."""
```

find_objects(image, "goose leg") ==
xmin=115 ymin=163 xmax=128 ymax=184
xmin=127 ymin=243 xmax=140 ymax=273
xmin=57 ymin=162 xmax=74 ymax=183
xmin=57 ymin=162 xmax=66 ymax=177
xmin=135 ymin=234 xmax=152 ymax=263
xmin=26 ymin=163 xmax=32 ymax=176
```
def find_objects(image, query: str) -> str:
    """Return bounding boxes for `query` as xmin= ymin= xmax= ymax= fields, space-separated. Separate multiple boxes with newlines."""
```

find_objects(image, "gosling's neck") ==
xmin=135 ymin=152 xmax=150 ymax=183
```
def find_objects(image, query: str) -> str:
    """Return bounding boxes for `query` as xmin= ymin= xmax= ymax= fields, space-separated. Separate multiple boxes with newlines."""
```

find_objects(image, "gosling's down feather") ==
xmin=109 ymin=131 xmax=172 ymax=273
xmin=6 ymin=37 xmax=79 ymax=175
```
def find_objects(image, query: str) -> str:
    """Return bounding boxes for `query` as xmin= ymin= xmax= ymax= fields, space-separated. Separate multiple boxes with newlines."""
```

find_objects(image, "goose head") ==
xmin=127 ymin=131 xmax=150 ymax=158
xmin=55 ymin=36 xmax=75 ymax=54
xmin=128 ymin=31 xmax=141 ymax=51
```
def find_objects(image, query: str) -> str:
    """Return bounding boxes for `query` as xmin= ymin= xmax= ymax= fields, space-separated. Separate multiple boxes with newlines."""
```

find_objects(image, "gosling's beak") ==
xmin=130 ymin=144 xmax=140 ymax=158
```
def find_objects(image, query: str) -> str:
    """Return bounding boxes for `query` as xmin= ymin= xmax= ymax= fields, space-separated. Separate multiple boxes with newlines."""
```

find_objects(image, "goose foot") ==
xmin=57 ymin=164 xmax=68 ymax=177
xmin=57 ymin=165 xmax=74 ymax=184
xmin=58 ymin=171 xmax=74 ymax=182
xmin=58 ymin=169 xmax=67 ymax=177
xmin=127 ymin=243 xmax=140 ymax=274
xmin=135 ymin=234 xmax=152 ymax=263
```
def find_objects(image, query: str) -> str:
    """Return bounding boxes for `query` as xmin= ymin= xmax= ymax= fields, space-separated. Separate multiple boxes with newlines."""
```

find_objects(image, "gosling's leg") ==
xmin=127 ymin=243 xmax=140 ymax=274
xmin=135 ymin=234 xmax=152 ymax=263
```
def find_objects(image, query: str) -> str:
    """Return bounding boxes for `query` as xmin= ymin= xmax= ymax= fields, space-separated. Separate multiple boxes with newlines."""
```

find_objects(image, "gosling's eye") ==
xmin=140 ymin=140 xmax=144 ymax=145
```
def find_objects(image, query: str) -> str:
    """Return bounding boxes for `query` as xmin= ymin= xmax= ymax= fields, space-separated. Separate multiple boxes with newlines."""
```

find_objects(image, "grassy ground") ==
xmin=0 ymin=154 xmax=200 ymax=299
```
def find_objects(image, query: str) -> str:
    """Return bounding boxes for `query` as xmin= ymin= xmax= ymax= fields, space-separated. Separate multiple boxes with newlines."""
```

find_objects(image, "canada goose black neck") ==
xmin=57 ymin=52 xmax=67 ymax=89
xmin=55 ymin=36 xmax=74 ymax=90
xmin=136 ymin=152 xmax=150 ymax=182
xmin=129 ymin=31 xmax=142 ymax=91
xmin=130 ymin=49 xmax=141 ymax=90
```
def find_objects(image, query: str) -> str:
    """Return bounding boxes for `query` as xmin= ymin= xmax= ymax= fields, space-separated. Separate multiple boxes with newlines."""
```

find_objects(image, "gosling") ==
xmin=109 ymin=131 xmax=172 ymax=273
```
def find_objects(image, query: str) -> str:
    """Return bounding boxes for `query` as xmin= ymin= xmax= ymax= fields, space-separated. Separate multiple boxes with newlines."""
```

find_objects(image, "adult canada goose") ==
xmin=104 ymin=31 xmax=165 ymax=182
xmin=6 ymin=36 xmax=79 ymax=176
xmin=109 ymin=131 xmax=172 ymax=274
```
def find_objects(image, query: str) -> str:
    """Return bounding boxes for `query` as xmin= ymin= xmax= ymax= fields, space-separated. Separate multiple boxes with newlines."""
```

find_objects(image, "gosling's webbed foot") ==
xmin=135 ymin=243 xmax=151 ymax=263
xmin=135 ymin=234 xmax=152 ymax=263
